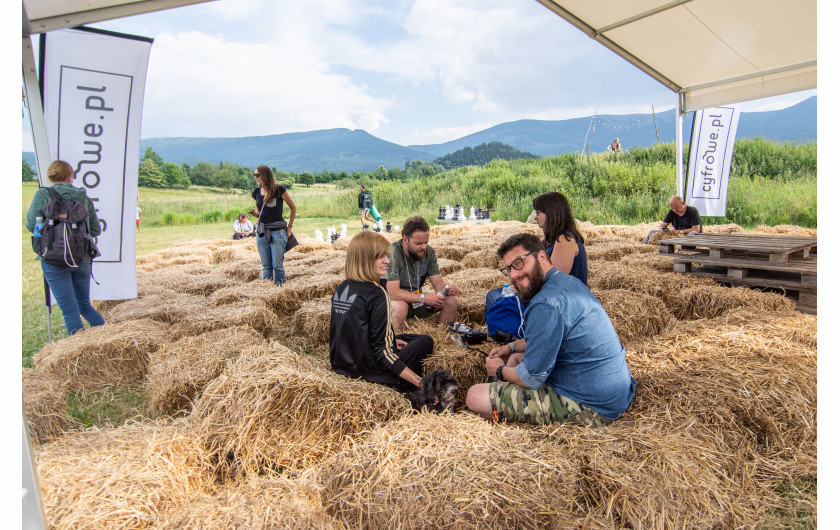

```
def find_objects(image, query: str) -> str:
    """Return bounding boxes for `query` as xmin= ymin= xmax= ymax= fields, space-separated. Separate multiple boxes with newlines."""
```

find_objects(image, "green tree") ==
xmin=190 ymin=161 xmax=218 ymax=186
xmin=143 ymin=146 xmax=165 ymax=167
xmin=22 ymin=158 xmax=35 ymax=181
xmin=299 ymin=172 xmax=315 ymax=187
xmin=138 ymin=158 xmax=166 ymax=188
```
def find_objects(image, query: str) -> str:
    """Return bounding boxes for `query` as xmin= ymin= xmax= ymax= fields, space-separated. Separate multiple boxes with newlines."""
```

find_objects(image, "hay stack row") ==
xmin=25 ymin=223 xmax=816 ymax=528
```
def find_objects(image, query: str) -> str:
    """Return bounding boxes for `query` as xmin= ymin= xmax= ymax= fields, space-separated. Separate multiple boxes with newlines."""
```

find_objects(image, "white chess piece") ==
xmin=340 ymin=223 xmax=347 ymax=237
xmin=469 ymin=207 xmax=477 ymax=221
xmin=315 ymin=229 xmax=323 ymax=242
xmin=445 ymin=205 xmax=453 ymax=220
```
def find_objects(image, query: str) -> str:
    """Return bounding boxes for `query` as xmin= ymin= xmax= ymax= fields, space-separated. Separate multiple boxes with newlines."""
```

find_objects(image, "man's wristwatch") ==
xmin=420 ymin=293 xmax=425 ymax=304
xmin=509 ymin=342 xmax=516 ymax=355
xmin=496 ymin=364 xmax=507 ymax=382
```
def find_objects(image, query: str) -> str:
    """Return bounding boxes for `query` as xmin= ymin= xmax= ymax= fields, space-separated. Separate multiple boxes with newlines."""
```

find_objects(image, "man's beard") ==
xmin=516 ymin=264 xmax=546 ymax=301
xmin=406 ymin=246 xmax=424 ymax=261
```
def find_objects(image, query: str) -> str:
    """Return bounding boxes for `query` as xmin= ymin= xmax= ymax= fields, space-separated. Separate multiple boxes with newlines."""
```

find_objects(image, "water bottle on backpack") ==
xmin=33 ymin=217 xmax=44 ymax=238
xmin=501 ymin=282 xmax=515 ymax=297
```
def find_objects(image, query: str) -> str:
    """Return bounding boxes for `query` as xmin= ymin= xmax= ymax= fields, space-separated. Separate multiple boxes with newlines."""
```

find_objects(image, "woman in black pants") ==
xmin=329 ymin=230 xmax=433 ymax=393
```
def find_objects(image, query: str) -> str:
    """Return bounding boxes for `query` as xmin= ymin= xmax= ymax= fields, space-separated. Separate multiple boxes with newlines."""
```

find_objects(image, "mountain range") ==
xmin=25 ymin=96 xmax=816 ymax=174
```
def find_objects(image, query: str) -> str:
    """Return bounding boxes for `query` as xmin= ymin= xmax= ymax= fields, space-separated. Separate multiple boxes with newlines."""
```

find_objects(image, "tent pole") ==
xmin=675 ymin=91 xmax=684 ymax=197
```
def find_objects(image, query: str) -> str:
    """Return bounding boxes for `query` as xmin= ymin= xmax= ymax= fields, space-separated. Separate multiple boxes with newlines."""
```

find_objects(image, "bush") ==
xmin=200 ymin=209 xmax=222 ymax=223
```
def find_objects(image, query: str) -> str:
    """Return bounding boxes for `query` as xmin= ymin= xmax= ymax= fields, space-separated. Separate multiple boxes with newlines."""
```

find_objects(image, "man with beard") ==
xmin=387 ymin=216 xmax=459 ymax=332
xmin=466 ymin=233 xmax=636 ymax=426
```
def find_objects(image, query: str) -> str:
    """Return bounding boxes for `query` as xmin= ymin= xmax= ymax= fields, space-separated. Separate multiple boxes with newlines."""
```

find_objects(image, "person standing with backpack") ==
xmin=25 ymin=160 xmax=105 ymax=335
xmin=358 ymin=184 xmax=375 ymax=228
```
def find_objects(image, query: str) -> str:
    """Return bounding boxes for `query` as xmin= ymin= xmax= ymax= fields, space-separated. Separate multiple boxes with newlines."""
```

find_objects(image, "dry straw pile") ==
xmin=26 ymin=221 xmax=816 ymax=527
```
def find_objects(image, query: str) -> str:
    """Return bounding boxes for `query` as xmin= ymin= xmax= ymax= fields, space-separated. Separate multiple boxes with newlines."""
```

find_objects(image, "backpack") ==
xmin=485 ymin=287 xmax=529 ymax=340
xmin=33 ymin=187 xmax=100 ymax=268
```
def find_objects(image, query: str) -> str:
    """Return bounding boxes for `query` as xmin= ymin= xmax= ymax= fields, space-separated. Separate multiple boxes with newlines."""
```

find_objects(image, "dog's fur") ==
xmin=407 ymin=370 xmax=458 ymax=413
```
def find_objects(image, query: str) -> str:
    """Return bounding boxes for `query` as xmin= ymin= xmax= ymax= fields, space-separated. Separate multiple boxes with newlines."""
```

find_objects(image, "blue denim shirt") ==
xmin=514 ymin=268 xmax=636 ymax=420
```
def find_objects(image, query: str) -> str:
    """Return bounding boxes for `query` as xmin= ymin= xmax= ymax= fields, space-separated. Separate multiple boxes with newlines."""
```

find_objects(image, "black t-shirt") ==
xmin=252 ymin=185 xmax=287 ymax=224
xmin=663 ymin=205 xmax=701 ymax=231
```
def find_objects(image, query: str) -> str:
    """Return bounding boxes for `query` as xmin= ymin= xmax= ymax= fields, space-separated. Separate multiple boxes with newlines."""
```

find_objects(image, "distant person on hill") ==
xmin=249 ymin=165 xmax=296 ymax=284
xmin=136 ymin=206 xmax=142 ymax=231
xmin=387 ymin=216 xmax=459 ymax=333
xmin=329 ymin=230 xmax=434 ymax=393
xmin=642 ymin=195 xmax=702 ymax=244
xmin=607 ymin=138 xmax=622 ymax=152
xmin=358 ymin=184 xmax=375 ymax=228
xmin=232 ymin=213 xmax=254 ymax=240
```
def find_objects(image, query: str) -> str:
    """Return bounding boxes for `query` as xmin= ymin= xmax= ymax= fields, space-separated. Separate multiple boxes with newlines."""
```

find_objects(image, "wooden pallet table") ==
xmin=658 ymin=234 xmax=817 ymax=314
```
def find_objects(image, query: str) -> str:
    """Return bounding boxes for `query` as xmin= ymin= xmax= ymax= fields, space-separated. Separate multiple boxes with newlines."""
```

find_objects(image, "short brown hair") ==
xmin=345 ymin=231 xmax=391 ymax=283
xmin=46 ymin=160 xmax=74 ymax=183
xmin=401 ymin=216 xmax=429 ymax=239
xmin=496 ymin=233 xmax=543 ymax=259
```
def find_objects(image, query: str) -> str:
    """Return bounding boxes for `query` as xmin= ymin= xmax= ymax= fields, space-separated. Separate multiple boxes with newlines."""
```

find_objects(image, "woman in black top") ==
xmin=329 ymin=230 xmax=433 ymax=393
xmin=250 ymin=165 xmax=296 ymax=285
xmin=532 ymin=191 xmax=588 ymax=285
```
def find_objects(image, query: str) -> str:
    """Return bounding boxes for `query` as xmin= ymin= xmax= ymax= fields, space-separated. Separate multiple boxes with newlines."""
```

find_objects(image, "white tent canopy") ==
xmin=23 ymin=0 xmax=213 ymax=35
xmin=534 ymin=0 xmax=817 ymax=112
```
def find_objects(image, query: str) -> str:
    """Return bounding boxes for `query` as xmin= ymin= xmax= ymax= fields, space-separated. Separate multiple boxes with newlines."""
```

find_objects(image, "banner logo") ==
xmin=686 ymin=104 xmax=741 ymax=216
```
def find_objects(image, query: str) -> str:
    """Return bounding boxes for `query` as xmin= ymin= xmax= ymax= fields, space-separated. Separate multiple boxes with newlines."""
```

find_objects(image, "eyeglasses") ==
xmin=499 ymin=250 xmax=539 ymax=276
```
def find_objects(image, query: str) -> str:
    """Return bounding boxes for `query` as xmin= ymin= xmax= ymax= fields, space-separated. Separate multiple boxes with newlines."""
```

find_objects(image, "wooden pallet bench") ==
xmin=658 ymin=233 xmax=817 ymax=314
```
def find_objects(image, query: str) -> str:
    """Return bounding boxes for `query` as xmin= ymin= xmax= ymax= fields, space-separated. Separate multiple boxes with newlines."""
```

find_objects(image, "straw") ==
xmin=23 ymin=368 xmax=77 ymax=445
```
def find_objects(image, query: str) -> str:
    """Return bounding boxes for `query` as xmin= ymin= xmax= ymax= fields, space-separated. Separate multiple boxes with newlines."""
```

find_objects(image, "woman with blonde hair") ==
xmin=329 ymin=230 xmax=433 ymax=393
xmin=25 ymin=160 xmax=105 ymax=335
xmin=249 ymin=165 xmax=296 ymax=284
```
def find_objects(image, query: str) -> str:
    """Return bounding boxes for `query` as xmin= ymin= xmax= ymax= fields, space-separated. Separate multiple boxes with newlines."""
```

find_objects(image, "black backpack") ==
xmin=33 ymin=187 xmax=100 ymax=267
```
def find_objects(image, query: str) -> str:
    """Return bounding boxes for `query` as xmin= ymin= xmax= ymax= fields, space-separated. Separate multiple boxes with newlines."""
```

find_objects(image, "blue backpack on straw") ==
xmin=484 ymin=287 xmax=528 ymax=340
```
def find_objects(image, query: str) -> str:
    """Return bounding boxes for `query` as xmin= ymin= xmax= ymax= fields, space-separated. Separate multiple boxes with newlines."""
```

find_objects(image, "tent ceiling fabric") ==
xmin=23 ymin=0 xmax=215 ymax=35
xmin=535 ymin=0 xmax=816 ymax=110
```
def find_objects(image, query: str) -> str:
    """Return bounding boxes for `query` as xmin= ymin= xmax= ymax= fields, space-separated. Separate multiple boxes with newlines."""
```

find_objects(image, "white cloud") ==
xmin=140 ymin=30 xmax=393 ymax=138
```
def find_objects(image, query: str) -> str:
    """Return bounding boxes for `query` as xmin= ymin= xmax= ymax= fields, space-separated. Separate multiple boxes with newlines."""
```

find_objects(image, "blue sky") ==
xmin=21 ymin=0 xmax=816 ymax=152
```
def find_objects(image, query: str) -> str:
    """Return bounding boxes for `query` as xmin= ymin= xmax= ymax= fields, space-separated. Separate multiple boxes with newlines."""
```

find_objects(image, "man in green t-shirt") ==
xmin=387 ymin=216 xmax=459 ymax=332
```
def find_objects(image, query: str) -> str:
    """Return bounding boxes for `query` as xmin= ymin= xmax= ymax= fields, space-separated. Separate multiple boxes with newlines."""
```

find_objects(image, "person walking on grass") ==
xmin=25 ymin=160 xmax=105 ymax=335
xmin=249 ymin=165 xmax=296 ymax=285
xmin=358 ymin=184 xmax=375 ymax=228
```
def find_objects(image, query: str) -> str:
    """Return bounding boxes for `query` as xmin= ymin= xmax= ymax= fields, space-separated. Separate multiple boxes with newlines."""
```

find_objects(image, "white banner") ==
xmin=685 ymin=104 xmax=741 ymax=216
xmin=42 ymin=27 xmax=152 ymax=300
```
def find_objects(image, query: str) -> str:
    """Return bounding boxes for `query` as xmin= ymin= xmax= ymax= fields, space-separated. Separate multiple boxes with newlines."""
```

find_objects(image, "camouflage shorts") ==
xmin=488 ymin=382 xmax=613 ymax=427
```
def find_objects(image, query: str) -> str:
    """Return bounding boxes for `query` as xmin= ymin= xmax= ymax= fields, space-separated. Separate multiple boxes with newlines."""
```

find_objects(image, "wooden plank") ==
xmin=668 ymin=254 xmax=816 ymax=274
xmin=683 ymin=270 xmax=816 ymax=291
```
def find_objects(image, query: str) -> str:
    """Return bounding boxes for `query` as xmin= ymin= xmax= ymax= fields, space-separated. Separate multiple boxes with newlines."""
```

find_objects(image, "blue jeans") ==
xmin=256 ymin=229 xmax=288 ymax=285
xmin=41 ymin=259 xmax=105 ymax=335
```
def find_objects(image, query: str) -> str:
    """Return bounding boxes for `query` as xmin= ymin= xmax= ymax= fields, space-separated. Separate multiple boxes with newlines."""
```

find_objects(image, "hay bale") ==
xmin=704 ymin=223 xmax=746 ymax=234
xmin=214 ymin=258 xmax=263 ymax=282
xmin=436 ymin=257 xmax=464 ymax=275
xmin=292 ymin=295 xmax=332 ymax=345
xmin=492 ymin=222 xmax=543 ymax=245
xmin=291 ymin=235 xmax=339 ymax=253
xmin=587 ymin=241 xmax=656 ymax=261
xmin=592 ymin=288 xmax=674 ymax=346
xmin=159 ymin=475 xmax=342 ymax=529
xmin=33 ymin=319 xmax=170 ymax=392
xmin=154 ymin=270 xmax=237 ymax=297
xmin=662 ymin=283 xmax=796 ymax=320
xmin=314 ymin=413 xmax=586 ymax=528
xmin=589 ymin=261 xmax=716 ymax=300
xmin=145 ymin=326 xmax=266 ymax=415
xmin=461 ymin=248 xmax=501 ymax=269
xmin=137 ymin=263 xmax=213 ymax=296
xmin=644 ymin=229 xmax=679 ymax=245
xmin=91 ymin=298 xmax=129 ymax=314
xmin=286 ymin=247 xmax=344 ymax=263
xmin=619 ymin=252 xmax=676 ymax=272
xmin=136 ymin=247 xmax=214 ymax=271
xmin=36 ymin=418 xmax=216 ymax=529
xmin=210 ymin=279 xmax=283 ymax=307
xmin=454 ymin=291 xmax=489 ymax=326
xmin=167 ymin=300 xmax=281 ymax=340
xmin=104 ymin=293 xmax=208 ymax=324
xmin=751 ymin=224 xmax=817 ymax=237
xmin=274 ymin=274 xmax=345 ymax=316
xmin=211 ymin=242 xmax=258 ymax=264
xmin=23 ymin=369 xmax=77 ymax=445
xmin=193 ymin=343 xmax=411 ymax=475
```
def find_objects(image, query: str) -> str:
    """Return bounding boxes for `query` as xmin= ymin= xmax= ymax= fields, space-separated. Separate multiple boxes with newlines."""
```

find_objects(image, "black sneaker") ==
xmin=363 ymin=224 xmax=369 ymax=230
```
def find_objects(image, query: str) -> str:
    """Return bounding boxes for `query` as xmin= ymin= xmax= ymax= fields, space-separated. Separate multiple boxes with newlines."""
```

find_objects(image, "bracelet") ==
xmin=509 ymin=342 xmax=516 ymax=354
xmin=420 ymin=293 xmax=425 ymax=304
xmin=496 ymin=364 xmax=507 ymax=382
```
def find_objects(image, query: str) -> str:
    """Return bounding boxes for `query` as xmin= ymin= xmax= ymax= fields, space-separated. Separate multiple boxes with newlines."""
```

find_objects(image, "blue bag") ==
xmin=484 ymin=286 xmax=528 ymax=339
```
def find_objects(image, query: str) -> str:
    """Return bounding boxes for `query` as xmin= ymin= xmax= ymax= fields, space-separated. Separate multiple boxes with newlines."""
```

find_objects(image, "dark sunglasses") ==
xmin=499 ymin=250 xmax=539 ymax=276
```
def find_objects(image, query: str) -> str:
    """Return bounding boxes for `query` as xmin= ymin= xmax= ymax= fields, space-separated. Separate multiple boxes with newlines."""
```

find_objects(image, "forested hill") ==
xmin=433 ymin=142 xmax=538 ymax=169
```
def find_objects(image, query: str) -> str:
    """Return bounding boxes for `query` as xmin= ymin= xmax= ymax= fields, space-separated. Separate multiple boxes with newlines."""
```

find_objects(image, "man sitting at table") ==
xmin=642 ymin=196 xmax=702 ymax=243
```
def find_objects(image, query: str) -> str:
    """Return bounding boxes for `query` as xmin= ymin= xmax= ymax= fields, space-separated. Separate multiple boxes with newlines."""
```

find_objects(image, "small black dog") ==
xmin=407 ymin=370 xmax=458 ymax=413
